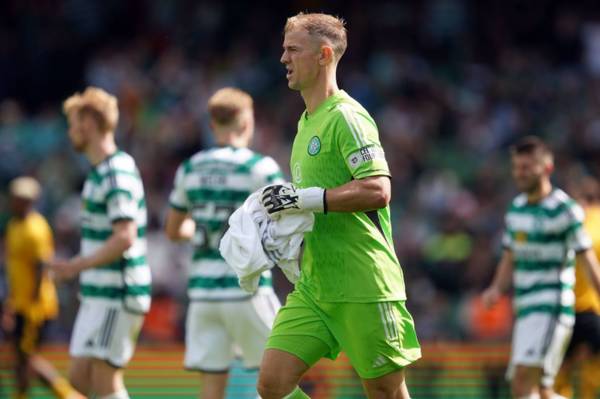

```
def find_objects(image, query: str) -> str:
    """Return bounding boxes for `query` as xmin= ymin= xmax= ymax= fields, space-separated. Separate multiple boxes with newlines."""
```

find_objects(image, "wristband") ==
xmin=298 ymin=187 xmax=326 ymax=213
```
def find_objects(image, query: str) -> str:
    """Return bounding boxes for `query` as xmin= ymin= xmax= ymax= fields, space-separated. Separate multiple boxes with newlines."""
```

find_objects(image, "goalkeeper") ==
xmin=257 ymin=12 xmax=421 ymax=399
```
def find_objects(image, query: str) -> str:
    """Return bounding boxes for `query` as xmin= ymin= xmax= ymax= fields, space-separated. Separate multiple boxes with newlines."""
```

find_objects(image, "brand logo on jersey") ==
xmin=293 ymin=162 xmax=302 ymax=183
xmin=347 ymin=145 xmax=386 ymax=170
xmin=307 ymin=136 xmax=321 ymax=156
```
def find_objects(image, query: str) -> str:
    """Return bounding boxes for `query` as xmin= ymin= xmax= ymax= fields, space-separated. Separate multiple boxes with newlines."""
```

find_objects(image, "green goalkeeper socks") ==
xmin=283 ymin=387 xmax=310 ymax=399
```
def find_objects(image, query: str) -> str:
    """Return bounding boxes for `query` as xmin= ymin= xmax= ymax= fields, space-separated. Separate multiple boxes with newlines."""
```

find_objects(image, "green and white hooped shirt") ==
xmin=503 ymin=188 xmax=591 ymax=325
xmin=169 ymin=146 xmax=284 ymax=301
xmin=79 ymin=150 xmax=151 ymax=314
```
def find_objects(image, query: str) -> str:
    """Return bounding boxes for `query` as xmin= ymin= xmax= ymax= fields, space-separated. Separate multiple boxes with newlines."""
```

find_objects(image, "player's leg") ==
xmin=30 ymin=354 xmax=84 ymax=399
xmin=258 ymin=349 xmax=311 ymax=399
xmin=508 ymin=313 xmax=571 ymax=399
xmin=199 ymin=372 xmax=229 ymax=399
xmin=552 ymin=360 xmax=573 ymax=399
xmin=22 ymin=317 xmax=84 ymax=399
xmin=511 ymin=365 xmax=542 ymax=397
xmin=227 ymin=291 xmax=281 ymax=398
xmin=361 ymin=368 xmax=410 ymax=399
xmin=68 ymin=301 xmax=99 ymax=394
xmin=554 ymin=310 xmax=588 ymax=398
xmin=185 ymin=302 xmax=233 ymax=399
xmin=538 ymin=319 xmax=573 ymax=399
xmin=14 ymin=349 xmax=30 ymax=397
xmin=13 ymin=313 xmax=33 ymax=397
xmin=327 ymin=301 xmax=420 ymax=399
xmin=89 ymin=359 xmax=127 ymax=398
xmin=575 ymin=312 xmax=600 ymax=399
xmin=69 ymin=302 xmax=142 ymax=397
xmin=580 ymin=354 xmax=600 ymax=399
xmin=258 ymin=290 xmax=337 ymax=399
xmin=93 ymin=306 xmax=143 ymax=398
xmin=68 ymin=357 xmax=92 ymax=395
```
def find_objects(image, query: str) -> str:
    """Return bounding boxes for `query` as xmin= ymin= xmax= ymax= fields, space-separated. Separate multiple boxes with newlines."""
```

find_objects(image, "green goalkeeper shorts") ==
xmin=265 ymin=289 xmax=421 ymax=379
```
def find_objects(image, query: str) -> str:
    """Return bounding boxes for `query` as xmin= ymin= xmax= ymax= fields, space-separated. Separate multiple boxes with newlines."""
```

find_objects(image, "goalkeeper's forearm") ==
xmin=324 ymin=175 xmax=391 ymax=212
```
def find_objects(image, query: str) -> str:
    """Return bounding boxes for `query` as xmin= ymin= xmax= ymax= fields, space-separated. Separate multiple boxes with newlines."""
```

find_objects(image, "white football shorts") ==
xmin=69 ymin=299 xmax=144 ymax=368
xmin=184 ymin=290 xmax=280 ymax=372
xmin=507 ymin=312 xmax=573 ymax=387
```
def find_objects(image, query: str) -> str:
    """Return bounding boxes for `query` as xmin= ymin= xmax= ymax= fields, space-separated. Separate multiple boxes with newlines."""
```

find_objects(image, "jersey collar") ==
xmin=304 ymin=90 xmax=347 ymax=121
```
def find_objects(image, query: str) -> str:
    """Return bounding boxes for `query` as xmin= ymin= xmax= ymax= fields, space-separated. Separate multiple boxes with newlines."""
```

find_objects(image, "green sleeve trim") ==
xmin=183 ymin=159 xmax=193 ymax=174
xmin=110 ymin=216 xmax=135 ymax=223
xmin=169 ymin=201 xmax=189 ymax=212
xmin=106 ymin=188 xmax=133 ymax=201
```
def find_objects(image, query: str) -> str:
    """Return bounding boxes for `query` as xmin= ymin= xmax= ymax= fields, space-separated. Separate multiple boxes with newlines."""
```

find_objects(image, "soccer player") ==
xmin=554 ymin=176 xmax=600 ymax=399
xmin=257 ymin=13 xmax=421 ymax=399
xmin=165 ymin=87 xmax=284 ymax=399
xmin=482 ymin=136 xmax=600 ymax=399
xmin=49 ymin=87 xmax=151 ymax=399
xmin=3 ymin=177 xmax=83 ymax=399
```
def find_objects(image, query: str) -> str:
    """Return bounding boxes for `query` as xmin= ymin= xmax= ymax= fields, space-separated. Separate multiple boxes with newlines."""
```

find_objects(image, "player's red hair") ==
xmin=63 ymin=87 xmax=119 ymax=133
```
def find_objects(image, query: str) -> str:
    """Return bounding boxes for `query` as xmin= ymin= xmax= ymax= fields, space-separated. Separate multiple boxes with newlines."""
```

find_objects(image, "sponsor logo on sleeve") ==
xmin=347 ymin=145 xmax=386 ymax=169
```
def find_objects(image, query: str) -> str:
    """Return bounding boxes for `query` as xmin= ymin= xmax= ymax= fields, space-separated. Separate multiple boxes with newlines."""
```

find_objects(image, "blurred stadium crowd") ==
xmin=2 ymin=0 xmax=600 ymax=343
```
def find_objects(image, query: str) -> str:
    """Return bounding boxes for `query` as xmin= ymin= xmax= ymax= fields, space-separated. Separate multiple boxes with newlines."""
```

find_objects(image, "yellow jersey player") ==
xmin=555 ymin=176 xmax=600 ymax=399
xmin=3 ymin=176 xmax=83 ymax=399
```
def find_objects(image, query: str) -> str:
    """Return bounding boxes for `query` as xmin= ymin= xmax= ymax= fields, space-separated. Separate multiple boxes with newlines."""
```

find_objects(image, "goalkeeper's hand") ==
xmin=261 ymin=183 xmax=326 ymax=217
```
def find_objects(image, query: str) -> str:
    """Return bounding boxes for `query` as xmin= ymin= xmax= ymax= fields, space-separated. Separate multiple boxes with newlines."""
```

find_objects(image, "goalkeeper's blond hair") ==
xmin=284 ymin=12 xmax=347 ymax=62
xmin=63 ymin=87 xmax=119 ymax=133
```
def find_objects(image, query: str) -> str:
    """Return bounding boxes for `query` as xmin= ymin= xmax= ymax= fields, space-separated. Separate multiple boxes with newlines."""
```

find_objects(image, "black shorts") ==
xmin=12 ymin=313 xmax=49 ymax=355
xmin=565 ymin=311 xmax=600 ymax=357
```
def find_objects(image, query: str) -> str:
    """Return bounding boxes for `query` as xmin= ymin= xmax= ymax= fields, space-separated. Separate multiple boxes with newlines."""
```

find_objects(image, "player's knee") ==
xmin=91 ymin=360 xmax=125 ymax=396
xmin=68 ymin=368 xmax=89 ymax=395
xmin=257 ymin=375 xmax=295 ymax=399
xmin=511 ymin=366 xmax=539 ymax=394
xmin=364 ymin=384 xmax=402 ymax=399
xmin=511 ymin=378 xmax=537 ymax=398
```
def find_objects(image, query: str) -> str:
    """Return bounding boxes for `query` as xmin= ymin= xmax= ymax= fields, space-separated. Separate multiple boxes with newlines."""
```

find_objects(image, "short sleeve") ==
xmin=501 ymin=206 xmax=514 ymax=250
xmin=31 ymin=217 xmax=54 ymax=262
xmin=252 ymin=156 xmax=285 ymax=190
xmin=334 ymin=105 xmax=390 ymax=179
xmin=169 ymin=163 xmax=191 ymax=212
xmin=566 ymin=203 xmax=592 ymax=252
xmin=105 ymin=173 xmax=140 ymax=222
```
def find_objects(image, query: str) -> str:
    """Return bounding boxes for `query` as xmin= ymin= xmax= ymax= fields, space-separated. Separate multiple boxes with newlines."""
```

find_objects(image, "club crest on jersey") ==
xmin=307 ymin=136 xmax=321 ymax=156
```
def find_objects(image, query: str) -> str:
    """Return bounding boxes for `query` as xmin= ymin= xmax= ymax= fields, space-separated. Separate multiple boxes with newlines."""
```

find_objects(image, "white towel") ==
xmin=219 ymin=191 xmax=314 ymax=293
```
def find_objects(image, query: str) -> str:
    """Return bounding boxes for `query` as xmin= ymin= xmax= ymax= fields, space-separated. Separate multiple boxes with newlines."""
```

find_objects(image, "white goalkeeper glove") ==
xmin=261 ymin=183 xmax=326 ymax=217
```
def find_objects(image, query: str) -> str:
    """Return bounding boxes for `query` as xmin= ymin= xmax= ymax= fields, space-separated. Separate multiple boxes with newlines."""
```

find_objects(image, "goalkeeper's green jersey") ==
xmin=290 ymin=90 xmax=405 ymax=302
